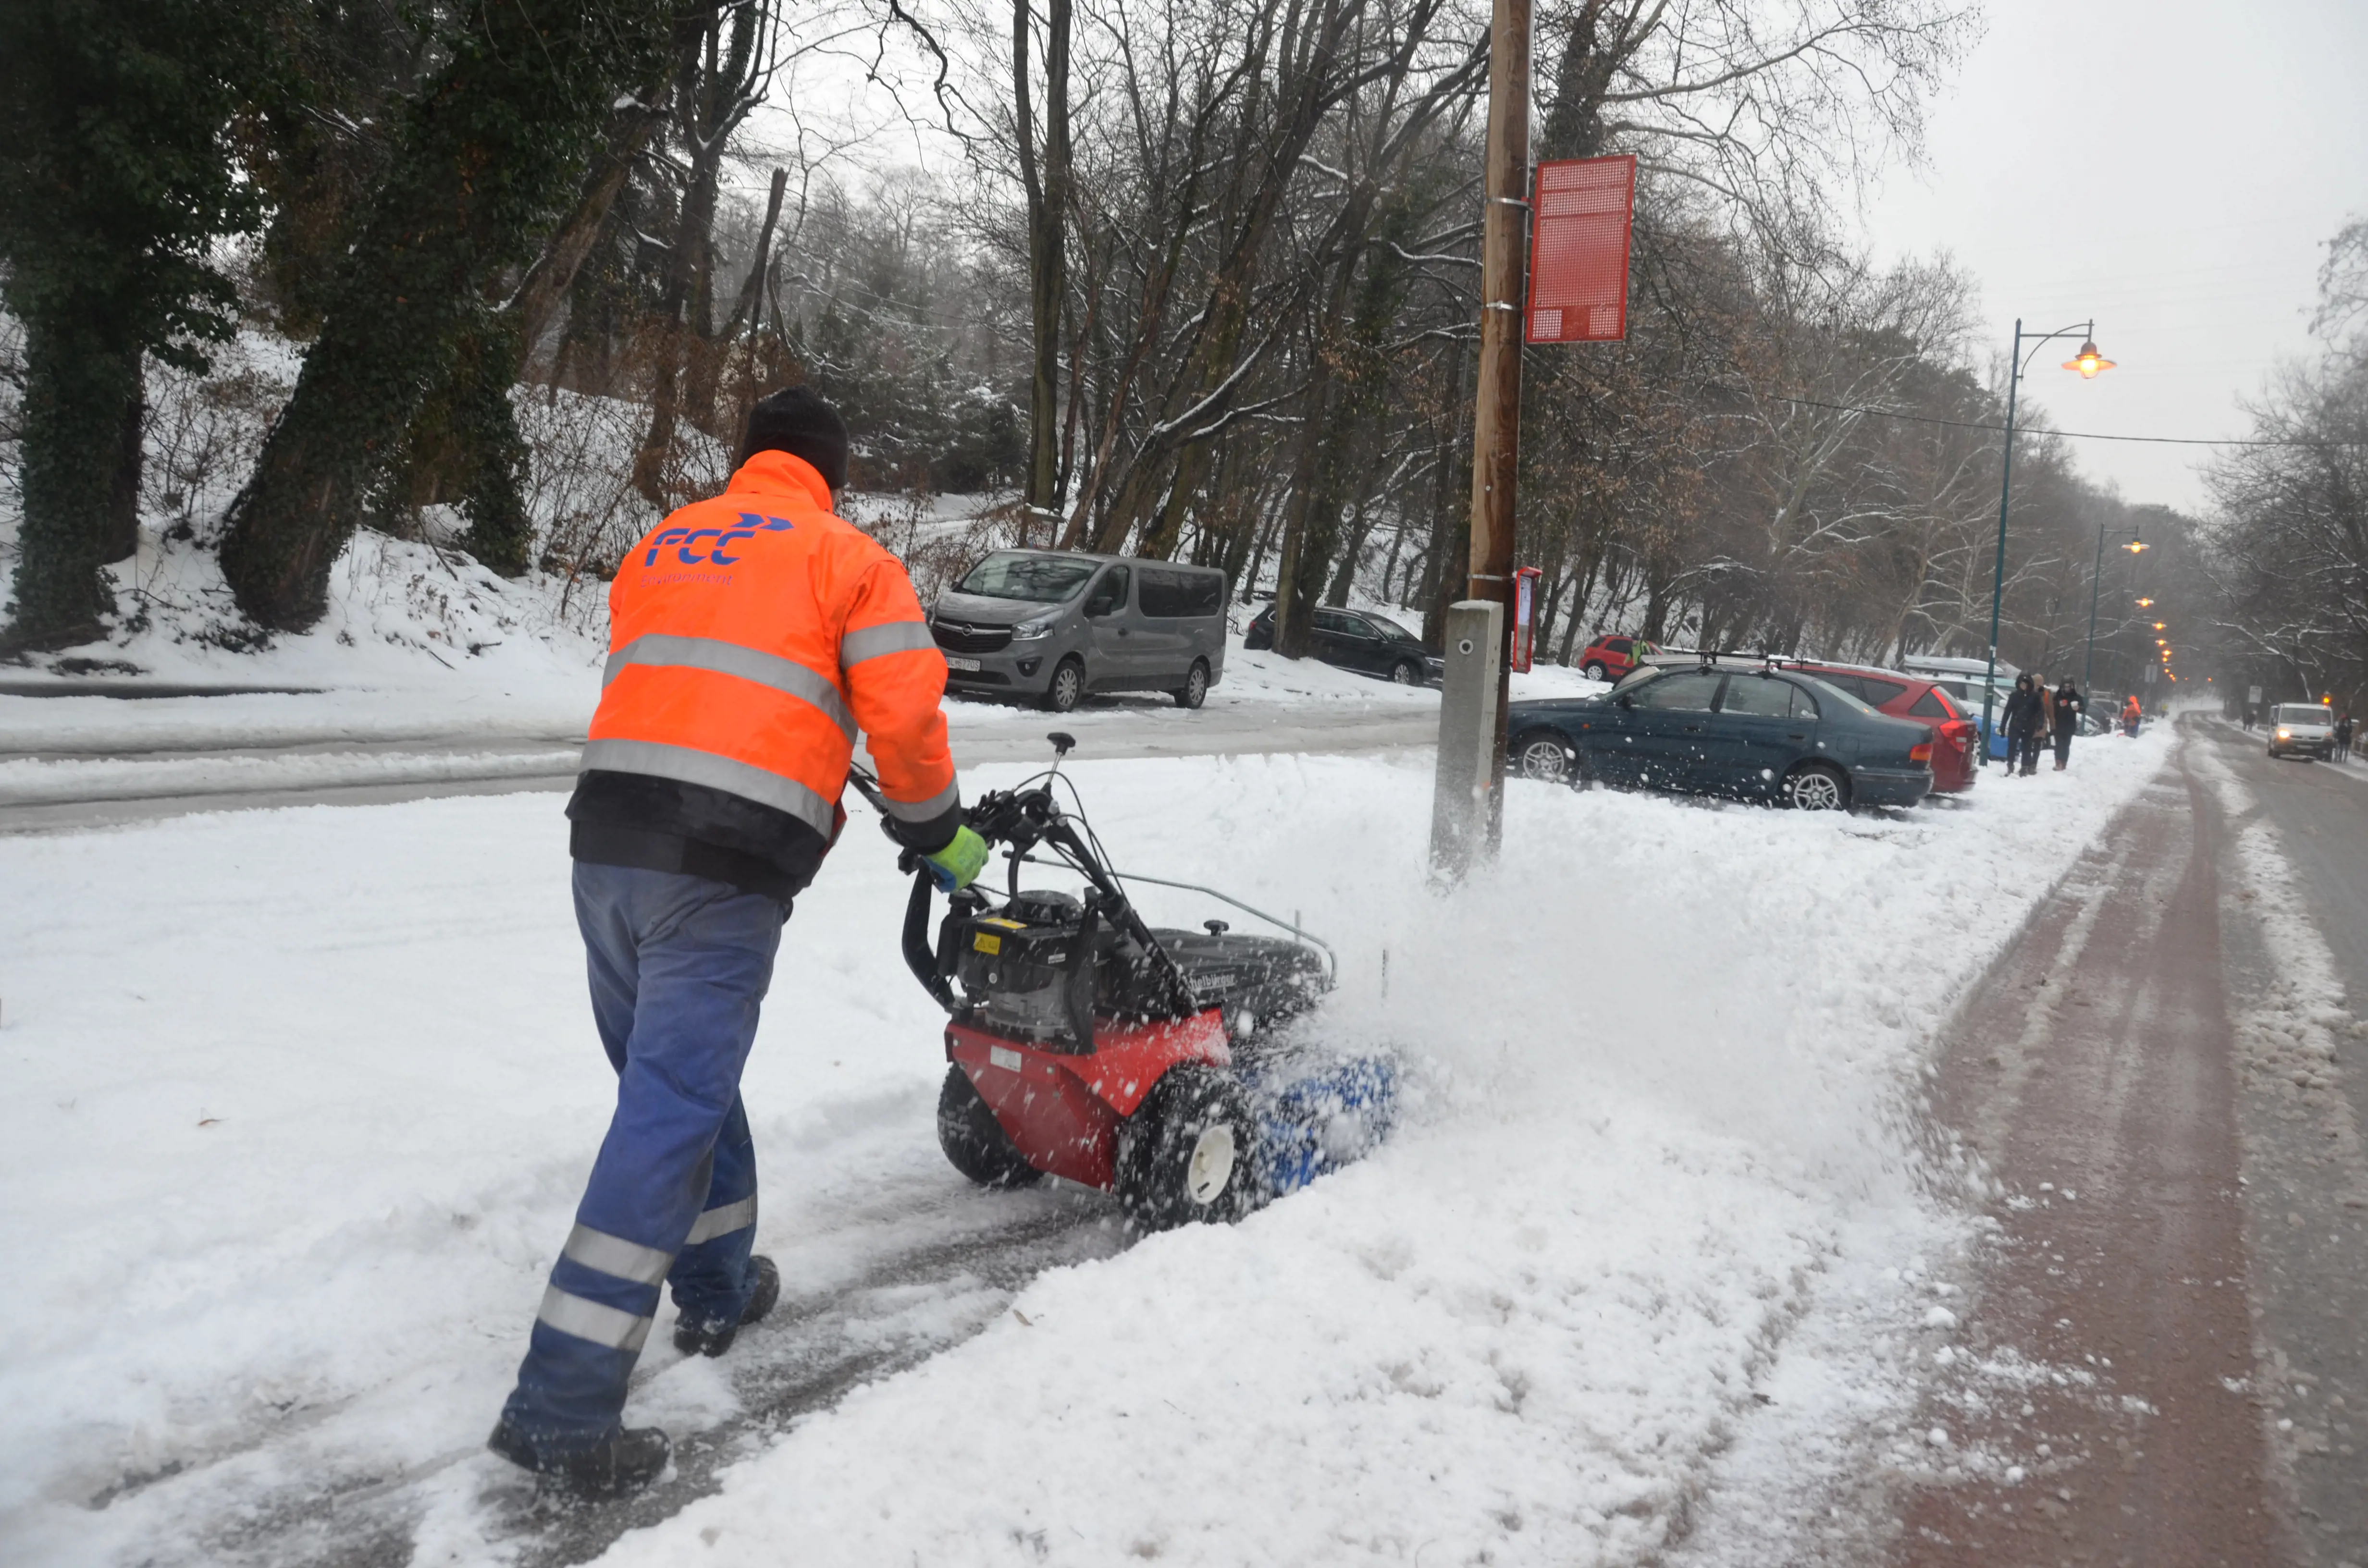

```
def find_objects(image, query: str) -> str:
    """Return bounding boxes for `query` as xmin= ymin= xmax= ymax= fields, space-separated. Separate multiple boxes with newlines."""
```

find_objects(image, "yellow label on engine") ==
xmin=978 ymin=917 xmax=1025 ymax=930
xmin=973 ymin=932 xmax=1003 ymax=955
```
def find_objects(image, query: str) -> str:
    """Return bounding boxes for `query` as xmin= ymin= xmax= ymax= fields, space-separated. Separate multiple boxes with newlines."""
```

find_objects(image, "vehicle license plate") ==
xmin=945 ymin=656 xmax=982 ymax=672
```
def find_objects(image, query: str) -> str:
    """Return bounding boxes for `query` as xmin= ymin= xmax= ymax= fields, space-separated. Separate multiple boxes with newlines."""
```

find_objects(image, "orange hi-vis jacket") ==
xmin=581 ymin=451 xmax=959 ymax=858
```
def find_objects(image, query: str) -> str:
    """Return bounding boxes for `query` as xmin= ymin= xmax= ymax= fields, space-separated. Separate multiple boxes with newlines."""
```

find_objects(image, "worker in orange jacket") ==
xmin=491 ymin=388 xmax=987 ymax=1493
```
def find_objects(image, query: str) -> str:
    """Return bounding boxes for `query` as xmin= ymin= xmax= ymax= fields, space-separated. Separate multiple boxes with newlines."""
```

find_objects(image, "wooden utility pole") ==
xmin=1431 ymin=0 xmax=1530 ymax=873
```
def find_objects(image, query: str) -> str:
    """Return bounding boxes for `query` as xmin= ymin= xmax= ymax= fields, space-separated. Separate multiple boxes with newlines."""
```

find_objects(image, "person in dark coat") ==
xmin=2001 ymin=673 xmax=2044 ymax=775
xmin=2051 ymin=678 xmax=2084 ymax=770
xmin=2338 ymin=712 xmax=2354 ymax=763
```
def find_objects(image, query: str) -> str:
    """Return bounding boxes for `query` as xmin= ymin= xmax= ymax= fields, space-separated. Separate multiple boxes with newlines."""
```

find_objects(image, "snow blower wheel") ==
xmin=936 ymin=1064 xmax=1043 ymax=1188
xmin=1117 ymin=1064 xmax=1260 ymax=1231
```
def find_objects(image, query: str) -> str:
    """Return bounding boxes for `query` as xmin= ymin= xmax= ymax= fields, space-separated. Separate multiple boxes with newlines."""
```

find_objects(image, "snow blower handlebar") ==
xmin=848 ymin=752 xmax=1199 ymax=1020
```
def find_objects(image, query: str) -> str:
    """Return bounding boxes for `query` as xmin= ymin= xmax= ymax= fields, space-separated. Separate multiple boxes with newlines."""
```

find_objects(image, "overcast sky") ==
xmin=1860 ymin=0 xmax=2368 ymax=514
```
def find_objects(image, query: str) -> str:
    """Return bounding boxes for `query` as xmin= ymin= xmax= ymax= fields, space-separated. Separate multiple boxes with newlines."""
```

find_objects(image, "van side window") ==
xmin=1138 ymin=567 xmax=1222 ymax=617
xmin=1084 ymin=566 xmax=1130 ymax=616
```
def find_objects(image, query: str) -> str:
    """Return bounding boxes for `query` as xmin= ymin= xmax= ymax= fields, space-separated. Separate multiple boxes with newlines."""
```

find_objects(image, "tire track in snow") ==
xmin=100 ymin=1197 xmax=1123 ymax=1568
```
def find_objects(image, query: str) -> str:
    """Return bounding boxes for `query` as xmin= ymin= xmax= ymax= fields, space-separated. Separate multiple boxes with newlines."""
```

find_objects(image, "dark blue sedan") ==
xmin=1507 ymin=664 xmax=1935 ymax=810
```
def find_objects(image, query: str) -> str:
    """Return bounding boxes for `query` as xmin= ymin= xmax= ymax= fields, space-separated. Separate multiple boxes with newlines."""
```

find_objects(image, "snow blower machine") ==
xmin=855 ymin=734 xmax=1394 ymax=1230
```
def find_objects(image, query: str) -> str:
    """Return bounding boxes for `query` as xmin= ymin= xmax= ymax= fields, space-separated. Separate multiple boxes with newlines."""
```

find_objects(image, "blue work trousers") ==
xmin=499 ymin=862 xmax=788 ymax=1444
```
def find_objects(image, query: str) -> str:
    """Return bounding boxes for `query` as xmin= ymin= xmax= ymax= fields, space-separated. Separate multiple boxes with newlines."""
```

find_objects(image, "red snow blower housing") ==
xmin=855 ymin=735 xmax=1340 ymax=1230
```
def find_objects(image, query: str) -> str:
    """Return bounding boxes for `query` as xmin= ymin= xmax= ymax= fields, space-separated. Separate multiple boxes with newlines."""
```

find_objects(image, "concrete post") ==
xmin=1429 ymin=600 xmax=1504 ymax=879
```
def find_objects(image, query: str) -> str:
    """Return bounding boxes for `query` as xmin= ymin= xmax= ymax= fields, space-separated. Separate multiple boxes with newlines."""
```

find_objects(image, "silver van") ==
xmin=928 ymin=550 xmax=1229 ymax=711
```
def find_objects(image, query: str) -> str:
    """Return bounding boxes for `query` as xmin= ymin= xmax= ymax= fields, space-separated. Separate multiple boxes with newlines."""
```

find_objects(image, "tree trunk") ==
xmin=5 ymin=320 xmax=139 ymax=648
xmin=220 ymin=0 xmax=672 ymax=629
xmin=511 ymin=81 xmax=675 ymax=366
xmin=105 ymin=369 xmax=146 ymax=564
xmin=1017 ymin=0 xmax=1072 ymax=522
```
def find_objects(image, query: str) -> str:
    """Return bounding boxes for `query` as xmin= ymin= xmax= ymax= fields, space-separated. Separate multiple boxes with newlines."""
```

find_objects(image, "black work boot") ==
xmin=486 ymin=1419 xmax=671 ymax=1495
xmin=673 ymin=1254 xmax=780 ymax=1357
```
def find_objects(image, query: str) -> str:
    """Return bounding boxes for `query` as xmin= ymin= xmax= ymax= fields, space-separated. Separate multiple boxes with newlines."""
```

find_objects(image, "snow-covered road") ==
xmin=0 ymin=736 xmax=2172 ymax=1567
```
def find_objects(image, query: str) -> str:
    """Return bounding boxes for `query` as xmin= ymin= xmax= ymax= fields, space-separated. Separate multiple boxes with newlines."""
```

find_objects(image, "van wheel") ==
xmin=1583 ymin=661 xmax=1609 ymax=681
xmin=1042 ymin=657 xmax=1085 ymax=712
xmin=1172 ymin=660 xmax=1209 ymax=709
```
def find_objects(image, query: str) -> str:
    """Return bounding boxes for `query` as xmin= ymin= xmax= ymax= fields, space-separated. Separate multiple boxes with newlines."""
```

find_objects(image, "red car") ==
xmin=1575 ymin=634 xmax=1661 ymax=683
xmin=1787 ymin=662 xmax=1977 ymax=793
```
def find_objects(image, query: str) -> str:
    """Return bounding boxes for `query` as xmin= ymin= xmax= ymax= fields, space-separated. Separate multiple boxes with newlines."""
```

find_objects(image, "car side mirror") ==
xmin=1615 ymin=692 xmax=1634 ymax=709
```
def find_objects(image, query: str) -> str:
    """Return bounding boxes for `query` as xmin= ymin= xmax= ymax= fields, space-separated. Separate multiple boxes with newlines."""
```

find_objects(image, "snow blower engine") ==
xmin=852 ymin=734 xmax=1394 ymax=1230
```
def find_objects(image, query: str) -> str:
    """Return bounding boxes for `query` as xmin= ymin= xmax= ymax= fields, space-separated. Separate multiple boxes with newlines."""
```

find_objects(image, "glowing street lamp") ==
xmin=1986 ymin=318 xmax=2112 ymax=762
xmin=2064 ymin=339 xmax=2117 ymax=379
xmin=2136 ymin=596 xmax=2155 ymax=608
xmin=2084 ymin=518 xmax=2143 ymax=695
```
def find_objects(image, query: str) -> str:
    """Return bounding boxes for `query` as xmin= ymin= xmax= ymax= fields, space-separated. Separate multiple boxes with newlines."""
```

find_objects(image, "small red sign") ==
xmin=1526 ymin=155 xmax=1637 ymax=343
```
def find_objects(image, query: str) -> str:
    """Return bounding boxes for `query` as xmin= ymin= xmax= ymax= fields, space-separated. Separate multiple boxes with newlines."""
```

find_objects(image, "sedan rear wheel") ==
xmin=1781 ymin=761 xmax=1849 ymax=811
xmin=1515 ymin=734 xmax=1574 ymax=784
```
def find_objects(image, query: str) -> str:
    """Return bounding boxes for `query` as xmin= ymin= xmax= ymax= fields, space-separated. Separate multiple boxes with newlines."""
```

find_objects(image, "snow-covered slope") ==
xmin=0 ymin=735 xmax=2169 ymax=1566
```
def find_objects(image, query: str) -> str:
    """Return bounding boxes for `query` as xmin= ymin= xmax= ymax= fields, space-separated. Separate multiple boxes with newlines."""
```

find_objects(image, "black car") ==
xmin=1243 ymin=604 xmax=1442 ymax=685
xmin=1506 ymin=664 xmax=1935 ymax=810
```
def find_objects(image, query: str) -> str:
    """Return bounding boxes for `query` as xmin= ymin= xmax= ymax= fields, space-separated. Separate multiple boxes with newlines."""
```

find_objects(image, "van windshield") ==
xmin=2277 ymin=705 xmax=2329 ymax=725
xmin=956 ymin=551 xmax=1101 ymax=603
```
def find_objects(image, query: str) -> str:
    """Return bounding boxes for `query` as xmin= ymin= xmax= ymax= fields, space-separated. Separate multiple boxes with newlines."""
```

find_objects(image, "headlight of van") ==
xmin=2276 ymin=727 xmax=2291 ymax=739
xmin=1011 ymin=615 xmax=1058 ymax=641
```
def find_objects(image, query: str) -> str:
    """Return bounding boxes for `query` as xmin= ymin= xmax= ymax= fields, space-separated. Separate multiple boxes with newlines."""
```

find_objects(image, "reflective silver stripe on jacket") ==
xmin=841 ymin=620 xmax=937 ymax=668
xmin=683 ymin=1195 xmax=757 ymax=1246
xmin=579 ymin=739 xmax=837 ymax=838
xmin=562 ymin=1223 xmax=673 ymax=1287
xmin=604 ymin=634 xmax=855 ymax=740
xmin=536 ymin=1285 xmax=654 ymax=1352
xmin=876 ymin=780 xmax=960 ymax=823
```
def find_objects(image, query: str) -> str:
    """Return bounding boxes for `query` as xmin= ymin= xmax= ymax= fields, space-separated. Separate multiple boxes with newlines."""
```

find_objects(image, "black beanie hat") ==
xmin=739 ymin=386 xmax=849 ymax=493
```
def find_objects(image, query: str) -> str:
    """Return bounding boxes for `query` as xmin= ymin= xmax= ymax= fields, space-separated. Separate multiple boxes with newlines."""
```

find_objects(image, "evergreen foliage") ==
xmin=0 ymin=0 xmax=281 ymax=648
xmin=220 ymin=0 xmax=674 ymax=630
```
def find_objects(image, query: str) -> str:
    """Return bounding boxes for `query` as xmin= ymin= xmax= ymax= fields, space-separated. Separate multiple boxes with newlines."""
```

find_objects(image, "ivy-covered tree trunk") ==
xmin=377 ymin=308 xmax=535 ymax=574
xmin=0 ymin=0 xmax=271 ymax=649
xmin=12 ymin=324 xmax=143 ymax=647
xmin=220 ymin=0 xmax=672 ymax=630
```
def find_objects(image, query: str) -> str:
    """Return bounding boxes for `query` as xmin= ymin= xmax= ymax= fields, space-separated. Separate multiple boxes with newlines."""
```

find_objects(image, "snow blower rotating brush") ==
xmin=853 ymin=734 xmax=1395 ymax=1230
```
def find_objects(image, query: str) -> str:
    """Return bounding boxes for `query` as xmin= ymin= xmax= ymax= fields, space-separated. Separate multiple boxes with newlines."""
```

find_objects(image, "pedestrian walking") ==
xmin=486 ymin=388 xmax=990 ymax=1495
xmin=2052 ymin=678 xmax=2083 ymax=771
xmin=2002 ymin=673 xmax=2045 ymax=774
xmin=2337 ymin=712 xmax=2354 ymax=763
xmin=2122 ymin=693 xmax=2143 ymax=737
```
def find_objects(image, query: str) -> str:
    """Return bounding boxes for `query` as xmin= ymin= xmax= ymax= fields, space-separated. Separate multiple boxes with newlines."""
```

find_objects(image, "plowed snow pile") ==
xmin=0 ymin=738 xmax=2167 ymax=1566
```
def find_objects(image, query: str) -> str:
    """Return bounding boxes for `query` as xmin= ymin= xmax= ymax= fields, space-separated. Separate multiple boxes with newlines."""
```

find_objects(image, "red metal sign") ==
xmin=1526 ymin=155 xmax=1637 ymax=344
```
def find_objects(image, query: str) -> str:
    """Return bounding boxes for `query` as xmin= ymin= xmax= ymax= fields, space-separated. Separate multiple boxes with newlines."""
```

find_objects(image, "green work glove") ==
xmin=921 ymin=825 xmax=988 ymax=892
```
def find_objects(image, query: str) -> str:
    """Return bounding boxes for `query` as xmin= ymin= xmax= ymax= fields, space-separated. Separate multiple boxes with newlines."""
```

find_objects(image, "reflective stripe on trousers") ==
xmin=499 ymin=863 xmax=785 ymax=1442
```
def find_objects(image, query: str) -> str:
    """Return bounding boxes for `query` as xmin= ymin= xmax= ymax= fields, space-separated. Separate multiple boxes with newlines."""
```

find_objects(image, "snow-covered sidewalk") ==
xmin=0 ymin=735 xmax=2167 ymax=1566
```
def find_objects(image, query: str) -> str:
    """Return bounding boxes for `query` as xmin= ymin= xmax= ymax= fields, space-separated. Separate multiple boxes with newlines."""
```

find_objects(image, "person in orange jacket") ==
xmin=490 ymin=388 xmax=987 ymax=1493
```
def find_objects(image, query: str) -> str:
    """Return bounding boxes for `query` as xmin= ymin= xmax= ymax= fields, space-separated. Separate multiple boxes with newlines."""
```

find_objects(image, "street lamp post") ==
xmin=1980 ymin=319 xmax=2114 ymax=766
xmin=2084 ymin=526 xmax=2146 ymax=695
